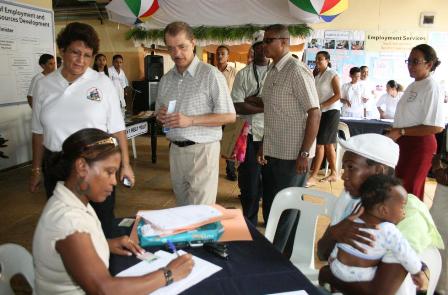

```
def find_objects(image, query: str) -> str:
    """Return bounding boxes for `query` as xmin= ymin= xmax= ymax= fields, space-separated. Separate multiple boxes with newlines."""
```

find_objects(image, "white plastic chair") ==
xmin=265 ymin=187 xmax=337 ymax=284
xmin=0 ymin=243 xmax=35 ymax=295
xmin=419 ymin=246 xmax=442 ymax=295
xmin=324 ymin=121 xmax=351 ymax=177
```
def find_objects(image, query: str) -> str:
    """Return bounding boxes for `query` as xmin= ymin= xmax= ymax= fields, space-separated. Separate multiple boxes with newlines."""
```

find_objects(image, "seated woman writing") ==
xmin=33 ymin=128 xmax=194 ymax=294
xmin=325 ymin=175 xmax=426 ymax=289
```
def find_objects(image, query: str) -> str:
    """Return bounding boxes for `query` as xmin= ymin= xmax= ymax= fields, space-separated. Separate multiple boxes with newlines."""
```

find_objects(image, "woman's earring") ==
xmin=77 ymin=177 xmax=90 ymax=194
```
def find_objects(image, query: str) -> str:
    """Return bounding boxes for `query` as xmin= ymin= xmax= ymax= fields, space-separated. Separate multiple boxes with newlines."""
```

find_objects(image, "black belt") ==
xmin=171 ymin=140 xmax=197 ymax=147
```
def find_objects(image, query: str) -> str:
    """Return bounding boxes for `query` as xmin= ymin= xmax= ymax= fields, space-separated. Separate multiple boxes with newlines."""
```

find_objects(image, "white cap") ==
xmin=252 ymin=30 xmax=264 ymax=46
xmin=339 ymin=133 xmax=399 ymax=168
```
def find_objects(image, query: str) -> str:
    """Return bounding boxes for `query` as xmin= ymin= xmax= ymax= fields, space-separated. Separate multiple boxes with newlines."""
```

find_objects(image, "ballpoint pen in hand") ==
xmin=167 ymin=240 xmax=180 ymax=257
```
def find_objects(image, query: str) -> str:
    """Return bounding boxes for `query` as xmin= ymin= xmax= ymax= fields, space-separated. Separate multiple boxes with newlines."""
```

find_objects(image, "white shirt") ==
xmin=31 ymin=67 xmax=125 ymax=152
xmin=377 ymin=92 xmax=402 ymax=119
xmin=108 ymin=66 xmax=129 ymax=88
xmin=28 ymin=72 xmax=45 ymax=97
xmin=157 ymin=56 xmax=235 ymax=143
xmin=33 ymin=182 xmax=110 ymax=295
xmin=341 ymin=82 xmax=368 ymax=118
xmin=315 ymin=67 xmax=340 ymax=112
xmin=393 ymin=76 xmax=445 ymax=128
xmin=231 ymin=63 xmax=268 ymax=141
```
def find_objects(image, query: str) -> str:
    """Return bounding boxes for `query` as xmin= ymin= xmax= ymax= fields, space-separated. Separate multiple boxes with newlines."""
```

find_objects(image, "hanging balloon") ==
xmin=289 ymin=0 xmax=348 ymax=23
xmin=106 ymin=0 xmax=159 ymax=26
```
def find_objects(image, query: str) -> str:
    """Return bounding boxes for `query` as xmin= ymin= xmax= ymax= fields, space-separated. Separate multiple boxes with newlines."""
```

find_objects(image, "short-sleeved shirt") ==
xmin=377 ymin=92 xmax=402 ymax=119
xmin=31 ymin=67 xmax=125 ymax=152
xmin=108 ymin=66 xmax=129 ymax=88
xmin=33 ymin=182 xmax=109 ymax=295
xmin=157 ymin=56 xmax=235 ymax=143
xmin=231 ymin=63 xmax=268 ymax=141
xmin=315 ymin=67 xmax=340 ymax=112
xmin=261 ymin=53 xmax=320 ymax=160
xmin=393 ymin=76 xmax=445 ymax=128
xmin=220 ymin=64 xmax=237 ymax=91
xmin=28 ymin=72 xmax=45 ymax=97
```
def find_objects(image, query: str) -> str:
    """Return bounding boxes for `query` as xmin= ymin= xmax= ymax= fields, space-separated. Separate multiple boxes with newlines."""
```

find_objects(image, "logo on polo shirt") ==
xmin=86 ymin=87 xmax=102 ymax=101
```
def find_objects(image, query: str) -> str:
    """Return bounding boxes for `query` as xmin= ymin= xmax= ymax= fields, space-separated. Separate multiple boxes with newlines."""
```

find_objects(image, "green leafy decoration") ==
xmin=126 ymin=24 xmax=312 ymax=43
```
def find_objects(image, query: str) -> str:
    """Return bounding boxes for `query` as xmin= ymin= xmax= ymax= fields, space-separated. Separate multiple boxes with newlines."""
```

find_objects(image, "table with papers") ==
xmin=340 ymin=117 xmax=393 ymax=137
xmin=109 ymin=219 xmax=321 ymax=295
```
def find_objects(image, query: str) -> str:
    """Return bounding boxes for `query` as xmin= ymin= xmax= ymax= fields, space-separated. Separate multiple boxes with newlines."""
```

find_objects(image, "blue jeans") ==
xmin=262 ymin=156 xmax=308 ymax=253
xmin=238 ymin=134 xmax=263 ymax=226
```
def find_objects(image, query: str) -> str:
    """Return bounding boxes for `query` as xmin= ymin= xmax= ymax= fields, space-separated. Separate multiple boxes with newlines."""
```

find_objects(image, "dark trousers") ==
xmin=262 ymin=156 xmax=308 ymax=253
xmin=42 ymin=149 xmax=116 ymax=238
xmin=238 ymin=135 xmax=263 ymax=226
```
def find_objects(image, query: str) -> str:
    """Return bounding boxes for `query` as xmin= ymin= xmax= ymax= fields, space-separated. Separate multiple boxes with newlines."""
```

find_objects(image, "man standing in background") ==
xmin=216 ymin=45 xmax=238 ymax=181
xmin=259 ymin=24 xmax=320 ymax=252
xmin=108 ymin=54 xmax=128 ymax=111
xmin=231 ymin=30 xmax=268 ymax=226
xmin=156 ymin=22 xmax=236 ymax=206
xmin=27 ymin=54 xmax=56 ymax=107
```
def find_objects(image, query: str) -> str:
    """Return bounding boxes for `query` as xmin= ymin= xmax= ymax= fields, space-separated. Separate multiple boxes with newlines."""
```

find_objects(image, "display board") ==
xmin=0 ymin=0 xmax=54 ymax=105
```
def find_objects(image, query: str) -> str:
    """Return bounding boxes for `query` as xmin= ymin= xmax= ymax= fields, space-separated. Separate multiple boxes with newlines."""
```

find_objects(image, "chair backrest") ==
xmin=338 ymin=122 xmax=351 ymax=140
xmin=265 ymin=187 xmax=337 ymax=268
xmin=419 ymin=247 xmax=442 ymax=295
xmin=0 ymin=243 xmax=35 ymax=295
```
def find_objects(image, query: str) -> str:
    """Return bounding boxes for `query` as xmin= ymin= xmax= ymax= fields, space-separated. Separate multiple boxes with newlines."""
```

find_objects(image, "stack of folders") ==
xmin=137 ymin=205 xmax=225 ymax=247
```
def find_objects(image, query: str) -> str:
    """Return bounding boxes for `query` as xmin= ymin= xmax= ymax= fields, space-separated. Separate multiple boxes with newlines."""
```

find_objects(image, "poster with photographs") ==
xmin=350 ymin=41 xmax=364 ymax=50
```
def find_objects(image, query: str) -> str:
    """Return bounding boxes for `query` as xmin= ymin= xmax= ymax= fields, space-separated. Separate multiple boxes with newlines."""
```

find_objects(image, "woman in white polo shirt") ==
xmin=340 ymin=67 xmax=368 ymax=118
xmin=307 ymin=51 xmax=341 ymax=186
xmin=33 ymin=128 xmax=193 ymax=294
xmin=30 ymin=22 xmax=134 ymax=236
xmin=386 ymin=44 xmax=445 ymax=200
xmin=377 ymin=80 xmax=403 ymax=119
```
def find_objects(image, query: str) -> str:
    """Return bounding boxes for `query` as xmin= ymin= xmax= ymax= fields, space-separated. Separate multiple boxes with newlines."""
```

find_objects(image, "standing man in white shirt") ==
xmin=156 ymin=22 xmax=236 ymax=206
xmin=27 ymin=54 xmax=56 ymax=107
xmin=216 ymin=45 xmax=238 ymax=181
xmin=258 ymin=24 xmax=320 ymax=252
xmin=360 ymin=65 xmax=380 ymax=119
xmin=231 ymin=30 xmax=269 ymax=226
xmin=108 ymin=54 xmax=128 ymax=111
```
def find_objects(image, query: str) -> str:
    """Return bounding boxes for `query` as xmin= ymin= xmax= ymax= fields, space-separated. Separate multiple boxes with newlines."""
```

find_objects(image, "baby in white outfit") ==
xmin=328 ymin=175 xmax=426 ymax=287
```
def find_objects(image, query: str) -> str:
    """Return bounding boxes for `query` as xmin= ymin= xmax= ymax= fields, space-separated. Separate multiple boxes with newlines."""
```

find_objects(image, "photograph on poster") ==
xmin=307 ymin=60 xmax=316 ymax=69
xmin=308 ymin=38 xmax=322 ymax=49
xmin=351 ymin=41 xmax=365 ymax=50
xmin=336 ymin=40 xmax=349 ymax=49
xmin=324 ymin=39 xmax=335 ymax=49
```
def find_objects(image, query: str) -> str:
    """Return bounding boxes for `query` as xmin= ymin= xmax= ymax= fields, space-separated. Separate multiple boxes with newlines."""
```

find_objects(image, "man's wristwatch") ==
xmin=299 ymin=151 xmax=310 ymax=158
xmin=161 ymin=267 xmax=173 ymax=286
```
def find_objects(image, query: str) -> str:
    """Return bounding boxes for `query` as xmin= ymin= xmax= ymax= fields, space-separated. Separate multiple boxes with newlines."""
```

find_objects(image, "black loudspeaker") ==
xmin=145 ymin=55 xmax=164 ymax=81
xmin=131 ymin=81 xmax=158 ymax=114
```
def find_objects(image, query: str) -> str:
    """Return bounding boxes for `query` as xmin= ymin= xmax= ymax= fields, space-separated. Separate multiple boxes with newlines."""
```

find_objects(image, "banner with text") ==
xmin=365 ymin=31 xmax=428 ymax=52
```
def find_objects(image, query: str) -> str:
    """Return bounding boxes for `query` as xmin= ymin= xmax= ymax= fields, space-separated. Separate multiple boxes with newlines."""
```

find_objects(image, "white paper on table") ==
xmin=138 ymin=205 xmax=223 ymax=232
xmin=265 ymin=291 xmax=309 ymax=295
xmin=116 ymin=250 xmax=222 ymax=295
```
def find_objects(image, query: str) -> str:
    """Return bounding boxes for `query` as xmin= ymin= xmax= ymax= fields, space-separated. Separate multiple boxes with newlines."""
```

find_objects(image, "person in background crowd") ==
xmin=33 ymin=128 xmax=193 ymax=295
xmin=231 ymin=30 xmax=268 ymax=226
xmin=108 ymin=54 xmax=128 ymax=111
xmin=30 ymin=22 xmax=134 ymax=237
xmin=386 ymin=44 xmax=445 ymax=200
xmin=377 ymin=80 xmax=402 ymax=119
xmin=360 ymin=65 xmax=380 ymax=119
xmin=216 ymin=44 xmax=238 ymax=181
xmin=258 ymin=24 xmax=320 ymax=252
xmin=307 ymin=51 xmax=341 ymax=187
xmin=93 ymin=53 xmax=109 ymax=77
xmin=431 ymin=128 xmax=448 ymax=295
xmin=246 ymin=47 xmax=254 ymax=65
xmin=340 ymin=67 xmax=368 ymax=118
xmin=27 ymin=54 xmax=56 ymax=108
xmin=317 ymin=133 xmax=443 ymax=295
xmin=156 ymin=21 xmax=236 ymax=206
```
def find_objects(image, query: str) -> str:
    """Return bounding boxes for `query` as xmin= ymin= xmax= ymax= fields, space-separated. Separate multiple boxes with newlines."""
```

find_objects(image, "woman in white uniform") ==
xmin=377 ymin=80 xmax=403 ymax=119
xmin=33 ymin=128 xmax=193 ymax=295
xmin=93 ymin=53 xmax=109 ymax=77
xmin=30 ymin=22 xmax=134 ymax=236
xmin=340 ymin=67 xmax=368 ymax=118
xmin=386 ymin=44 xmax=445 ymax=200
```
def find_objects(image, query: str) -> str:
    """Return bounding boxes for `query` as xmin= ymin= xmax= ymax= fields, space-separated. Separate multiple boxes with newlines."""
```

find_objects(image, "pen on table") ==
xmin=167 ymin=240 xmax=180 ymax=257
